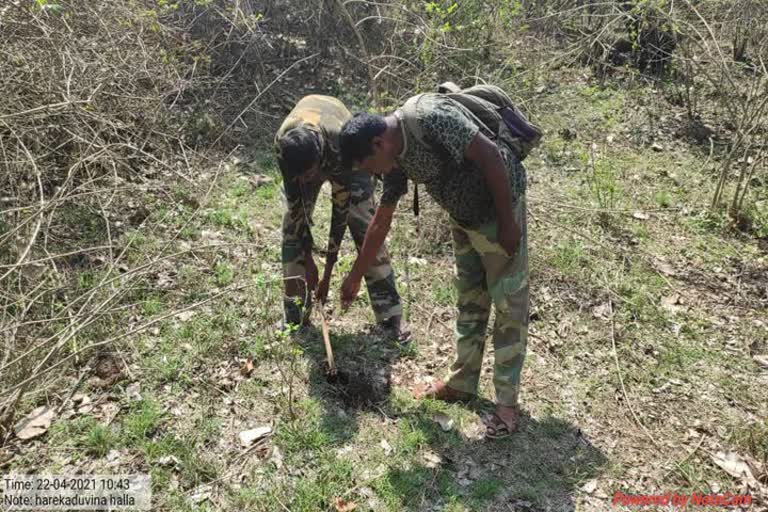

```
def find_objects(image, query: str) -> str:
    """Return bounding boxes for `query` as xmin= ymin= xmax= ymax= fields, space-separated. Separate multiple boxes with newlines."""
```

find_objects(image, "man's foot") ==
xmin=484 ymin=404 xmax=519 ymax=439
xmin=413 ymin=380 xmax=475 ymax=402
xmin=376 ymin=315 xmax=412 ymax=344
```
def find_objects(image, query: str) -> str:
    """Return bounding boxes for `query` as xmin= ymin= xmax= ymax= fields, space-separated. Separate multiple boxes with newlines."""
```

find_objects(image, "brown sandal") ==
xmin=412 ymin=380 xmax=475 ymax=402
xmin=484 ymin=407 xmax=519 ymax=439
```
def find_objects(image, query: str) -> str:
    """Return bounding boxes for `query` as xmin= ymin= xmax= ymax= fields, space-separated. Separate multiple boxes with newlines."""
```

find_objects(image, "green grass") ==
xmin=432 ymin=279 xmax=457 ymax=306
xmin=654 ymin=190 xmax=674 ymax=208
xmin=49 ymin=417 xmax=119 ymax=458
xmin=469 ymin=477 xmax=502 ymax=502
xmin=237 ymin=454 xmax=355 ymax=512
xmin=373 ymin=467 xmax=433 ymax=510
xmin=214 ymin=261 xmax=234 ymax=286
xmin=122 ymin=398 xmax=164 ymax=442
xmin=142 ymin=296 xmax=164 ymax=316
xmin=729 ymin=419 xmax=768 ymax=461
xmin=551 ymin=239 xmax=587 ymax=274
xmin=274 ymin=399 xmax=332 ymax=454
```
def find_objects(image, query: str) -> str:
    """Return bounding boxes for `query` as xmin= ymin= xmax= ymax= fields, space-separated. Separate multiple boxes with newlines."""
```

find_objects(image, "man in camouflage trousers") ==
xmin=276 ymin=95 xmax=408 ymax=340
xmin=338 ymin=92 xmax=528 ymax=438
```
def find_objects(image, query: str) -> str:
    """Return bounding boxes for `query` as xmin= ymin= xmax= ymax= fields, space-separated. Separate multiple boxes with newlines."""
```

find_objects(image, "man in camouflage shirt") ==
xmin=338 ymin=93 xmax=528 ymax=438
xmin=276 ymin=95 xmax=408 ymax=340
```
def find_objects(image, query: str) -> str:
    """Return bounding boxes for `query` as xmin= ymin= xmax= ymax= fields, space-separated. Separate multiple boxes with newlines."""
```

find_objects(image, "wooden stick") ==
xmin=318 ymin=309 xmax=335 ymax=374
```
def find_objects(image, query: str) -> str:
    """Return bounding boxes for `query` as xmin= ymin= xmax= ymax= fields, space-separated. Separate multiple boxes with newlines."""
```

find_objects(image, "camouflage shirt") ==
xmin=381 ymin=94 xmax=526 ymax=227
xmin=275 ymin=95 xmax=352 ymax=255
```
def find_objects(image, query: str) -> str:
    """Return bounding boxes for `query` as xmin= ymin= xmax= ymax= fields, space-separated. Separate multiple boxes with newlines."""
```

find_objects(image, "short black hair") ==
xmin=339 ymin=113 xmax=387 ymax=168
xmin=277 ymin=127 xmax=320 ymax=179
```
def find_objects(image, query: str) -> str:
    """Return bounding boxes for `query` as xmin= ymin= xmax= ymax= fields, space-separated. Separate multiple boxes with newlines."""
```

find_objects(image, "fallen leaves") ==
xmin=581 ymin=479 xmax=598 ymax=494
xmin=238 ymin=426 xmax=272 ymax=447
xmin=239 ymin=358 xmax=254 ymax=377
xmin=157 ymin=455 xmax=181 ymax=469
xmin=332 ymin=497 xmax=357 ymax=512
xmin=189 ymin=484 xmax=212 ymax=504
xmin=432 ymin=413 xmax=454 ymax=432
xmin=753 ymin=355 xmax=768 ymax=369
xmin=592 ymin=302 xmax=612 ymax=320
xmin=126 ymin=382 xmax=142 ymax=401
xmin=422 ymin=450 xmax=443 ymax=468
xmin=15 ymin=406 xmax=55 ymax=441
xmin=379 ymin=439 xmax=393 ymax=455
xmin=175 ymin=310 xmax=195 ymax=322
xmin=661 ymin=294 xmax=685 ymax=314
xmin=72 ymin=393 xmax=94 ymax=415
xmin=270 ymin=446 xmax=284 ymax=469
xmin=710 ymin=451 xmax=764 ymax=489
xmin=653 ymin=260 xmax=677 ymax=277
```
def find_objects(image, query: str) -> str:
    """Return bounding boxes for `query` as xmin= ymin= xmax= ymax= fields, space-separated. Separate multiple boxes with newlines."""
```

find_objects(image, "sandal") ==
xmin=412 ymin=380 xmax=475 ymax=403
xmin=484 ymin=408 xmax=519 ymax=440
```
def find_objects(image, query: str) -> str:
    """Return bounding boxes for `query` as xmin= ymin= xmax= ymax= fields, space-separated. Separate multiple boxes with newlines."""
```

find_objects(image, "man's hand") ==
xmin=340 ymin=274 xmax=362 ymax=310
xmin=498 ymin=219 xmax=521 ymax=257
xmin=315 ymin=276 xmax=330 ymax=304
xmin=305 ymin=255 xmax=319 ymax=291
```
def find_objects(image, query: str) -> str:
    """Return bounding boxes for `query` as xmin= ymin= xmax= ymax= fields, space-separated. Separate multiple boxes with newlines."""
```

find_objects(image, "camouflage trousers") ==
xmin=446 ymin=195 xmax=529 ymax=407
xmin=282 ymin=174 xmax=402 ymax=325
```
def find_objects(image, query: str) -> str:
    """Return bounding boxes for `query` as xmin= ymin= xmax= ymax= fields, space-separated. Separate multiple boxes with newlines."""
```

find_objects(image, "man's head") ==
xmin=277 ymin=127 xmax=322 ymax=184
xmin=340 ymin=113 xmax=399 ymax=175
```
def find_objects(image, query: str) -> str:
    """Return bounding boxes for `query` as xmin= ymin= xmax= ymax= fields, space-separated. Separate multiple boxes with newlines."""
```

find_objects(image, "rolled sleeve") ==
xmin=381 ymin=169 xmax=408 ymax=206
xmin=327 ymin=176 xmax=350 ymax=255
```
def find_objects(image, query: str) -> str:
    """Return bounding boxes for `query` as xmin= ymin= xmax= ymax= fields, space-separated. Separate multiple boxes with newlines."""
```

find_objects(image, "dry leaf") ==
xmin=72 ymin=393 xmax=89 ymax=405
xmin=379 ymin=439 xmax=393 ymax=455
xmin=662 ymin=294 xmax=683 ymax=314
xmin=99 ymin=403 xmax=120 ymax=424
xmin=158 ymin=455 xmax=180 ymax=466
xmin=655 ymin=261 xmax=677 ymax=276
xmin=432 ymin=413 xmax=454 ymax=432
xmin=632 ymin=211 xmax=650 ymax=220
xmin=190 ymin=485 xmax=212 ymax=504
xmin=557 ymin=317 xmax=572 ymax=338
xmin=240 ymin=358 xmax=254 ymax=377
xmin=422 ymin=450 xmax=443 ymax=468
xmin=15 ymin=406 xmax=55 ymax=440
xmin=271 ymin=447 xmax=284 ymax=469
xmin=407 ymin=256 xmax=428 ymax=266
xmin=753 ymin=355 xmax=768 ymax=369
xmin=332 ymin=497 xmax=357 ymax=512
xmin=106 ymin=450 xmax=122 ymax=464
xmin=126 ymin=382 xmax=142 ymax=401
xmin=238 ymin=426 xmax=272 ymax=447
xmin=336 ymin=445 xmax=353 ymax=457
xmin=581 ymin=479 xmax=598 ymax=494
xmin=710 ymin=451 xmax=760 ymax=487
xmin=176 ymin=310 xmax=195 ymax=322
xmin=592 ymin=302 xmax=611 ymax=319
xmin=247 ymin=174 xmax=274 ymax=188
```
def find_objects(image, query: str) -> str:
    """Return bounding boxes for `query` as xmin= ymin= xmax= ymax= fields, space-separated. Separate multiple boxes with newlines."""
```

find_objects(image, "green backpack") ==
xmin=400 ymin=82 xmax=542 ymax=162
xmin=398 ymin=82 xmax=542 ymax=216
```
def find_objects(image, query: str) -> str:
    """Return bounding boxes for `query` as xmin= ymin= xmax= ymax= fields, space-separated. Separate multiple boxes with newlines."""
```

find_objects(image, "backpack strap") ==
xmin=397 ymin=94 xmax=429 ymax=148
xmin=396 ymin=95 xmax=429 ymax=220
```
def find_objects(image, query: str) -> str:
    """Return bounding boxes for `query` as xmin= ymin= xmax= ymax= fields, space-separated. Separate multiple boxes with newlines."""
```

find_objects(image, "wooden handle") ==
xmin=318 ymin=308 xmax=335 ymax=373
